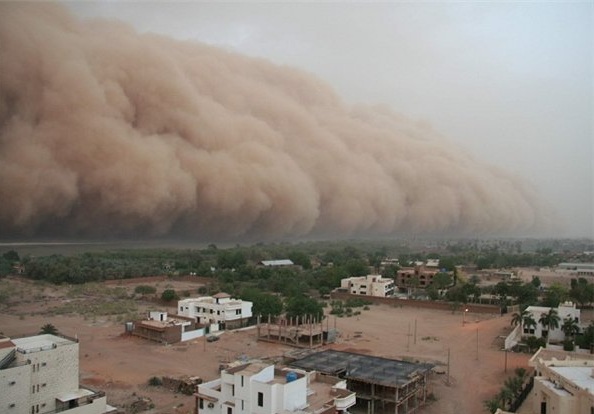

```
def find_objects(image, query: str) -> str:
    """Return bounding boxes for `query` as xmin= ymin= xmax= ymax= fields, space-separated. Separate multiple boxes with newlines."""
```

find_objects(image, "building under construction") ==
xmin=288 ymin=350 xmax=434 ymax=414
xmin=256 ymin=315 xmax=336 ymax=348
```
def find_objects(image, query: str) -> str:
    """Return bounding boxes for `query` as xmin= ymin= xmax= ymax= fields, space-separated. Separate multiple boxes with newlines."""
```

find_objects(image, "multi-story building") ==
xmin=340 ymin=275 xmax=395 ymax=297
xmin=196 ymin=361 xmax=356 ymax=414
xmin=528 ymin=348 xmax=594 ymax=414
xmin=0 ymin=334 xmax=113 ymax=414
xmin=396 ymin=265 xmax=451 ymax=290
xmin=178 ymin=293 xmax=253 ymax=332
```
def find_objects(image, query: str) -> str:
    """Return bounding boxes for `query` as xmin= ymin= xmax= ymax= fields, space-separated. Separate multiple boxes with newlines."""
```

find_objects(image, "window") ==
xmin=41 ymin=362 xmax=46 ymax=367
xmin=180 ymin=306 xmax=183 ymax=312
xmin=235 ymin=309 xmax=241 ymax=315
xmin=227 ymin=407 xmax=232 ymax=414
xmin=199 ymin=399 xmax=204 ymax=409
xmin=231 ymin=385 xmax=235 ymax=396
xmin=241 ymin=376 xmax=244 ymax=387
xmin=9 ymin=403 xmax=15 ymax=408
xmin=9 ymin=381 xmax=15 ymax=385
xmin=257 ymin=392 xmax=263 ymax=407
xmin=241 ymin=401 xmax=244 ymax=410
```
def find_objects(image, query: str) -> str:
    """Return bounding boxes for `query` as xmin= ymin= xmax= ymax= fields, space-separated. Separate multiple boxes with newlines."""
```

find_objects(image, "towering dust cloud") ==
xmin=0 ymin=3 xmax=551 ymax=240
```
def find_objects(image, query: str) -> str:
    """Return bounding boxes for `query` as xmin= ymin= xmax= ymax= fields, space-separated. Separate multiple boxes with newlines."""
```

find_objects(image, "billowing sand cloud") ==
xmin=0 ymin=3 xmax=552 ymax=240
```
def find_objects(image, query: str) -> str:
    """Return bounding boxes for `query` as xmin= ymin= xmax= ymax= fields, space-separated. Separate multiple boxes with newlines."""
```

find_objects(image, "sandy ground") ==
xmin=0 ymin=278 xmax=532 ymax=414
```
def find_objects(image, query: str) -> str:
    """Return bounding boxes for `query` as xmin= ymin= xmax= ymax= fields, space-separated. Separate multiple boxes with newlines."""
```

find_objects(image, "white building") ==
xmin=196 ymin=361 xmax=356 ymax=414
xmin=528 ymin=348 xmax=594 ymax=414
xmin=178 ymin=293 xmax=253 ymax=332
xmin=524 ymin=302 xmax=581 ymax=342
xmin=340 ymin=275 xmax=395 ymax=297
xmin=0 ymin=334 xmax=113 ymax=414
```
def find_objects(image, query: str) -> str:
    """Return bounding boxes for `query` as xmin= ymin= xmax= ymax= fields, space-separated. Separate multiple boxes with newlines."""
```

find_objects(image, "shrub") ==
xmin=134 ymin=285 xmax=156 ymax=295
xmin=148 ymin=376 xmax=162 ymax=386
xmin=161 ymin=289 xmax=179 ymax=302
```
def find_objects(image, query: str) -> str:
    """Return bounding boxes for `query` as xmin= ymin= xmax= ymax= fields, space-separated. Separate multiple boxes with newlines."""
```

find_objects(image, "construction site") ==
xmin=288 ymin=350 xmax=434 ymax=414
xmin=256 ymin=315 xmax=337 ymax=348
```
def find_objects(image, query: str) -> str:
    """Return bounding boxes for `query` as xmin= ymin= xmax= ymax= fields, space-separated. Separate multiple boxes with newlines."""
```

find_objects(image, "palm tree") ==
xmin=511 ymin=309 xmax=528 ymax=328
xmin=561 ymin=316 xmax=580 ymax=340
xmin=484 ymin=398 xmax=502 ymax=414
xmin=39 ymin=323 xmax=58 ymax=335
xmin=539 ymin=308 xmax=560 ymax=341
xmin=498 ymin=387 xmax=514 ymax=410
xmin=523 ymin=315 xmax=537 ymax=335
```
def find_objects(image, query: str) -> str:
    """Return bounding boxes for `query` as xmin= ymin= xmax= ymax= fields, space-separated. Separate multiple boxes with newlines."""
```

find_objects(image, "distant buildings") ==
xmin=528 ymin=348 xmax=594 ymax=414
xmin=258 ymin=259 xmax=294 ymax=267
xmin=0 ymin=334 xmax=113 ymax=414
xmin=396 ymin=261 xmax=453 ymax=290
xmin=340 ymin=275 xmax=395 ymax=297
xmin=196 ymin=361 xmax=355 ymax=414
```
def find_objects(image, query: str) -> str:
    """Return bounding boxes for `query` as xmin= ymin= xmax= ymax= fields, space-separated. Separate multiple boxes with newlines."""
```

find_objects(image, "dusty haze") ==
xmin=0 ymin=3 xmax=553 ymax=241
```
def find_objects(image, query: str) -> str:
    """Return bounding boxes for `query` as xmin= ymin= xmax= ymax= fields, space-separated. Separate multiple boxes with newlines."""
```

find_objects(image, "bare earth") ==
xmin=0 ymin=278 xmax=531 ymax=414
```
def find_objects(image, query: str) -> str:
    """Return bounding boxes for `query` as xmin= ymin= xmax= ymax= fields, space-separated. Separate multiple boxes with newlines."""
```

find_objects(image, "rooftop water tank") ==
xmin=286 ymin=371 xmax=298 ymax=383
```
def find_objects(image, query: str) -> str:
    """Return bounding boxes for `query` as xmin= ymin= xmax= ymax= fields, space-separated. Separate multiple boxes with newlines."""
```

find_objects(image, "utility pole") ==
xmin=446 ymin=348 xmax=451 ymax=386
xmin=476 ymin=328 xmax=479 ymax=360
xmin=414 ymin=319 xmax=417 ymax=345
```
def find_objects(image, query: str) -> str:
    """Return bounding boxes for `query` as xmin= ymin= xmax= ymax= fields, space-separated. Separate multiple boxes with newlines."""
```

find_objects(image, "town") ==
xmin=1 ymin=238 xmax=593 ymax=414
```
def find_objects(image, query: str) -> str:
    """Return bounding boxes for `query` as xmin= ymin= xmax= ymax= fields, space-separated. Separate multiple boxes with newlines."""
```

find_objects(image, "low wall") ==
xmin=329 ymin=292 xmax=502 ymax=315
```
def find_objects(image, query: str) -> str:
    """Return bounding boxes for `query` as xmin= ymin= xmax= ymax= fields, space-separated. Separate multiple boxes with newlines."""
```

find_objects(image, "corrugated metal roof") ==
xmin=260 ymin=259 xmax=294 ymax=266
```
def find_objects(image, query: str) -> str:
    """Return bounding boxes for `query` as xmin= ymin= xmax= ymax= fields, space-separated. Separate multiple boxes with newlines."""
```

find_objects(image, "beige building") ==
xmin=340 ymin=275 xmax=395 ymax=297
xmin=0 ymin=334 xmax=113 ymax=414
xmin=528 ymin=348 xmax=594 ymax=414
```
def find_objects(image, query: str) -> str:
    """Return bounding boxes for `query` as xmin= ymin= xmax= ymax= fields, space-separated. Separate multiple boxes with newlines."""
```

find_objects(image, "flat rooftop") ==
xmin=550 ymin=366 xmax=594 ymax=394
xmin=13 ymin=334 xmax=76 ymax=353
xmin=290 ymin=350 xmax=433 ymax=388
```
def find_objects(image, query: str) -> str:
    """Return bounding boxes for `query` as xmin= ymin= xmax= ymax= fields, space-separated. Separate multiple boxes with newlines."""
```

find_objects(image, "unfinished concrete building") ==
xmin=256 ymin=315 xmax=330 ymax=348
xmin=289 ymin=350 xmax=434 ymax=414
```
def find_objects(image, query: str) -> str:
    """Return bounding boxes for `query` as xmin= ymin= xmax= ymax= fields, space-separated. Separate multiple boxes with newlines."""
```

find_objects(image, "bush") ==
xmin=161 ymin=289 xmax=179 ymax=302
xmin=134 ymin=285 xmax=156 ymax=295
xmin=563 ymin=339 xmax=575 ymax=351
xmin=148 ymin=376 xmax=162 ymax=386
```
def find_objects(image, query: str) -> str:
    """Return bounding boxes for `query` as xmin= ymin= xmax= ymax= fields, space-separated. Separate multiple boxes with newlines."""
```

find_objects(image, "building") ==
xmin=340 ymin=275 xmax=395 ymax=297
xmin=290 ymin=350 xmax=434 ymax=414
xmin=523 ymin=302 xmax=581 ymax=342
xmin=528 ymin=347 xmax=594 ymax=414
xmin=196 ymin=360 xmax=355 ymax=414
xmin=396 ymin=264 xmax=452 ymax=290
xmin=259 ymin=260 xmax=294 ymax=267
xmin=131 ymin=311 xmax=204 ymax=344
xmin=178 ymin=293 xmax=253 ymax=332
xmin=0 ymin=334 xmax=113 ymax=414
xmin=557 ymin=263 xmax=594 ymax=277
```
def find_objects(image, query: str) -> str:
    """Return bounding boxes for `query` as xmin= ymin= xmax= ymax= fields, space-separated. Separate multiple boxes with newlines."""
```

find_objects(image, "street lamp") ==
xmin=463 ymin=308 xmax=468 ymax=325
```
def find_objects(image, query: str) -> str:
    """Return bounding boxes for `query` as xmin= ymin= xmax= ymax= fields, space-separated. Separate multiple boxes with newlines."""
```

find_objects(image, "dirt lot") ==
xmin=0 ymin=277 xmax=531 ymax=414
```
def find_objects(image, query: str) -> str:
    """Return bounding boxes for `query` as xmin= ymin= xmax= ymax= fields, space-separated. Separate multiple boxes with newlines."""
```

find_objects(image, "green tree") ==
xmin=161 ymin=289 xmax=178 ymax=302
xmin=541 ymin=284 xmax=568 ymax=308
xmin=484 ymin=398 xmax=502 ymax=414
xmin=432 ymin=272 xmax=453 ymax=290
xmin=561 ymin=316 xmax=580 ymax=339
xmin=285 ymin=296 xmax=323 ymax=320
xmin=2 ymin=250 xmax=20 ymax=262
xmin=39 ymin=323 xmax=58 ymax=335
xmin=240 ymin=288 xmax=283 ymax=318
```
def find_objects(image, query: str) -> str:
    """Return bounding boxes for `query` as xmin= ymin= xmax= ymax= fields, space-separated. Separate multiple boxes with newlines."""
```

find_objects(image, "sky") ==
xmin=63 ymin=1 xmax=593 ymax=239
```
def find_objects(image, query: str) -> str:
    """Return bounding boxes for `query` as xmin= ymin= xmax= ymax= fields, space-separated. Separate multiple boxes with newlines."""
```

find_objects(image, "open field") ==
xmin=0 ymin=276 xmax=533 ymax=414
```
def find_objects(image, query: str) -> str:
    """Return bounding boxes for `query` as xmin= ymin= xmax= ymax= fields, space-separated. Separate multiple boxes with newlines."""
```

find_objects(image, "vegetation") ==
xmin=161 ymin=289 xmax=179 ymax=302
xmin=39 ymin=323 xmax=58 ymax=335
